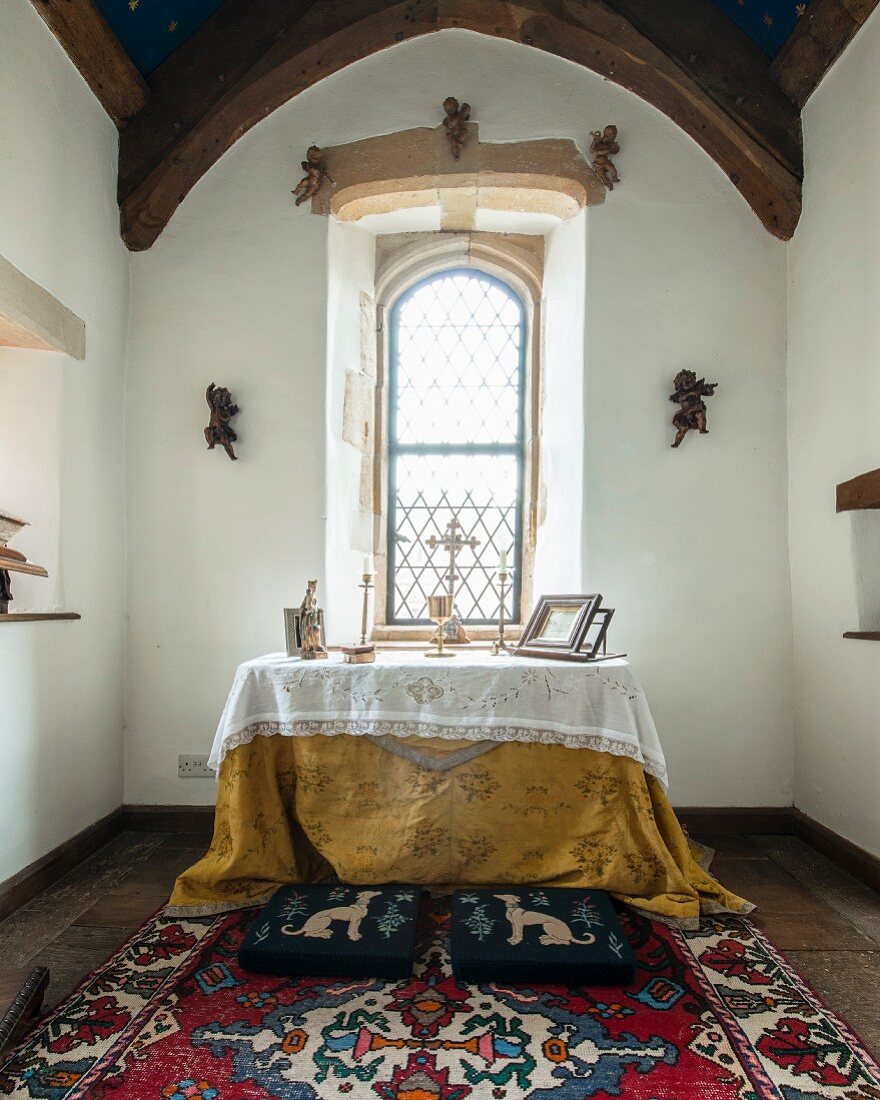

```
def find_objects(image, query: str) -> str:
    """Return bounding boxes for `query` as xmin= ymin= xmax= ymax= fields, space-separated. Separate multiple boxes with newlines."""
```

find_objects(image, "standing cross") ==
xmin=425 ymin=516 xmax=480 ymax=603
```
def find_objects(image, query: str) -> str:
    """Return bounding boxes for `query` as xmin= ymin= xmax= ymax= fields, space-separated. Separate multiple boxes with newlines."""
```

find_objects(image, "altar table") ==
xmin=170 ymin=653 xmax=751 ymax=928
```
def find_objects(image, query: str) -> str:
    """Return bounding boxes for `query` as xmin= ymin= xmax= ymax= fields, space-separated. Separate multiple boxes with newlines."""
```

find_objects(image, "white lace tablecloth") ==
xmin=208 ymin=651 xmax=668 ymax=788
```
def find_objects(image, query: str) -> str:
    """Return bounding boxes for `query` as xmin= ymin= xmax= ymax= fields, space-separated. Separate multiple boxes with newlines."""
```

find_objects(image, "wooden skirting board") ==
xmin=676 ymin=806 xmax=795 ymax=837
xmin=790 ymin=809 xmax=880 ymax=895
xmin=122 ymin=803 xmax=798 ymax=837
xmin=1 ymin=804 xmax=877 ymax=923
xmin=122 ymin=804 xmax=215 ymax=835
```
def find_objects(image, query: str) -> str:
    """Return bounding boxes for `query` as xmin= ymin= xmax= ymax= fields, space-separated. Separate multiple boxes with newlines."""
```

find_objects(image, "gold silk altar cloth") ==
xmin=207 ymin=652 xmax=669 ymax=788
xmin=170 ymin=654 xmax=753 ymax=926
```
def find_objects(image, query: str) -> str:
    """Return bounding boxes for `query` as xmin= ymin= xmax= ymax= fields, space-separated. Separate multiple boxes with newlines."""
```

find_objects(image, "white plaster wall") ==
xmin=584 ymin=156 xmax=792 ymax=809
xmin=533 ymin=211 xmax=587 ymax=595
xmin=787 ymin=7 xmax=880 ymax=856
xmin=124 ymin=154 xmax=330 ymax=806
xmin=0 ymin=0 xmax=129 ymax=879
xmin=124 ymin=30 xmax=792 ymax=808
xmin=325 ymin=220 xmax=376 ymax=644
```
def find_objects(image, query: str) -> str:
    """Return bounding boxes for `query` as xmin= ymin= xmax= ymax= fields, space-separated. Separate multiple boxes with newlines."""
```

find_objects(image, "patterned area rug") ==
xmin=1 ymin=897 xmax=878 ymax=1099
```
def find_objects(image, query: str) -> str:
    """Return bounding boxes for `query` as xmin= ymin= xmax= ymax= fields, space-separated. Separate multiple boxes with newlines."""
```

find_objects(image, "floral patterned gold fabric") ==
xmin=169 ymin=735 xmax=752 ymax=928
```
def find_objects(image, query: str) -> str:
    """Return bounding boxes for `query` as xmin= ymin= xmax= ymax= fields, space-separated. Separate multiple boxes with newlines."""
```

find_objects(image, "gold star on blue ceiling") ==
xmin=93 ymin=0 xmax=224 ymax=75
xmin=712 ymin=0 xmax=809 ymax=55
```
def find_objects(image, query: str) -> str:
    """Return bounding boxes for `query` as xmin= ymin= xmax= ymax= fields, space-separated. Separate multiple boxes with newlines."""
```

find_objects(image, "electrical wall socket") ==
xmin=178 ymin=754 xmax=213 ymax=778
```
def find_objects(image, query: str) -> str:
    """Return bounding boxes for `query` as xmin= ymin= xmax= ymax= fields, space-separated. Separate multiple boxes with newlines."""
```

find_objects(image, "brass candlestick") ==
xmin=491 ymin=568 xmax=513 ymax=655
xmin=359 ymin=572 xmax=375 ymax=646
xmin=342 ymin=572 xmax=377 ymax=663
xmin=426 ymin=593 xmax=456 ymax=658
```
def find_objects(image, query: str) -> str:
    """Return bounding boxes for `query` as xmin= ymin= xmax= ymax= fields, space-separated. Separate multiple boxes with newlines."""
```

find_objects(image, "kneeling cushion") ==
xmin=451 ymin=887 xmax=635 ymax=985
xmin=239 ymin=884 xmax=421 ymax=979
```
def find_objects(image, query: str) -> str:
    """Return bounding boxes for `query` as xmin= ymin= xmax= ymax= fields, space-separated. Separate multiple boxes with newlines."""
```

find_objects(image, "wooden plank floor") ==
xmin=0 ymin=829 xmax=877 ymax=1057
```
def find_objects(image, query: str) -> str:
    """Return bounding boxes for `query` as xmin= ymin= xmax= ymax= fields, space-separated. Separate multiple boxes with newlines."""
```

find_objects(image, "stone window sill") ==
xmin=371 ymin=624 xmax=523 ymax=644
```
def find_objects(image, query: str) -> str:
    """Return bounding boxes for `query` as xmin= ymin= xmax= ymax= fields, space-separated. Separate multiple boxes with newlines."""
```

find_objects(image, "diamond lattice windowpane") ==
xmin=392 ymin=455 xmax=518 ymax=622
xmin=394 ymin=275 xmax=523 ymax=446
xmin=388 ymin=271 xmax=525 ymax=624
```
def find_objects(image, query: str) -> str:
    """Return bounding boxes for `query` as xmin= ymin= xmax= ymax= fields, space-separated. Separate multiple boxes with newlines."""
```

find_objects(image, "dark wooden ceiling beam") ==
xmin=119 ymin=0 xmax=318 ymax=200
xmin=603 ymin=0 xmax=802 ymax=179
xmin=29 ymin=0 xmax=148 ymax=125
xmin=770 ymin=0 xmax=880 ymax=107
xmin=118 ymin=0 xmax=803 ymax=250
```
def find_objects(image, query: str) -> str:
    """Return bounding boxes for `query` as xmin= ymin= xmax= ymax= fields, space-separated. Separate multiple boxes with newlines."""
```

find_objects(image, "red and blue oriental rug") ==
xmin=1 ymin=896 xmax=878 ymax=1099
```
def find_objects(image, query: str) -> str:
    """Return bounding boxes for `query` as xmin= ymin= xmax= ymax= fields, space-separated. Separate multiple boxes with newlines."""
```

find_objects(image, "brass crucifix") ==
xmin=425 ymin=516 xmax=479 ymax=644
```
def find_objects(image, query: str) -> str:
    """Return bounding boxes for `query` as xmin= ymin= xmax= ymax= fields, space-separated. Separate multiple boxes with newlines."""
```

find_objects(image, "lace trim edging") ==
xmin=209 ymin=720 xmax=668 ymax=789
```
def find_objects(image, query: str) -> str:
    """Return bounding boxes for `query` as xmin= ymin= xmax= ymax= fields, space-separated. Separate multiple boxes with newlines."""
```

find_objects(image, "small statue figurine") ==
xmin=442 ymin=97 xmax=471 ymax=160
xmin=669 ymin=369 xmax=719 ymax=448
xmin=292 ymin=145 xmax=334 ymax=207
xmin=299 ymin=579 xmax=327 ymax=660
xmin=0 ymin=568 xmax=12 ymax=614
xmin=590 ymin=125 xmax=621 ymax=190
xmin=204 ymin=383 xmax=239 ymax=461
xmin=439 ymin=607 xmax=470 ymax=645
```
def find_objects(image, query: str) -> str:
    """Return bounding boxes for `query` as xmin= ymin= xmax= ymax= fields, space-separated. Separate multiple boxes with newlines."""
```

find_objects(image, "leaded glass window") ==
xmin=387 ymin=270 xmax=525 ymax=624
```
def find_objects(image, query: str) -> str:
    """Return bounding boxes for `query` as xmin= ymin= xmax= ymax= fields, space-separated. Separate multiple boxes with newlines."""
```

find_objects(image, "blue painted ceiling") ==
xmin=712 ymin=0 xmax=808 ymax=56
xmin=94 ymin=0 xmax=224 ymax=75
xmin=94 ymin=0 xmax=810 ymax=77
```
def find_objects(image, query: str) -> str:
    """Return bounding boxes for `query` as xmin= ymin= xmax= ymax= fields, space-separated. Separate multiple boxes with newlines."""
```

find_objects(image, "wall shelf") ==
xmin=0 ymin=613 xmax=81 ymax=624
xmin=0 ymin=253 xmax=85 ymax=359
xmin=836 ymin=468 xmax=880 ymax=512
xmin=843 ymin=631 xmax=880 ymax=641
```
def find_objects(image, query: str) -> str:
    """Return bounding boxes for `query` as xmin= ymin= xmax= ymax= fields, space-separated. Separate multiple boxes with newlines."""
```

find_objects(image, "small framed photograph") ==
xmin=514 ymin=594 xmax=603 ymax=659
xmin=284 ymin=607 xmax=326 ymax=657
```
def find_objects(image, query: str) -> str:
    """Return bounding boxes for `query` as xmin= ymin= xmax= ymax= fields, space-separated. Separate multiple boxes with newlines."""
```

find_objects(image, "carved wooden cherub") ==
xmin=299 ymin=579 xmax=327 ymax=660
xmin=442 ymin=97 xmax=471 ymax=159
xmin=669 ymin=369 xmax=718 ymax=448
xmin=204 ymin=383 xmax=239 ymax=460
xmin=292 ymin=145 xmax=334 ymax=206
xmin=590 ymin=125 xmax=621 ymax=190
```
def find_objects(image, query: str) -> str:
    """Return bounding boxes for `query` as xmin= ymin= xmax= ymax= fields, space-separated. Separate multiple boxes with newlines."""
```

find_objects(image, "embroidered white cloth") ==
xmin=208 ymin=652 xmax=669 ymax=788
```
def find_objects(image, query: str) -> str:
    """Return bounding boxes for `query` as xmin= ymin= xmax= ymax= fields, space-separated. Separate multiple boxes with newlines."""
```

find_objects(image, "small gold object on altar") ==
xmin=425 ymin=515 xmax=478 ymax=644
xmin=298 ymin=579 xmax=328 ymax=660
xmin=425 ymin=593 xmax=456 ymax=658
xmin=490 ymin=550 xmax=513 ymax=656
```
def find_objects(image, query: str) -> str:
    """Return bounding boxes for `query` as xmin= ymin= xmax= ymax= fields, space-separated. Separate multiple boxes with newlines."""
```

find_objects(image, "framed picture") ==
xmin=514 ymin=594 xmax=603 ymax=659
xmin=576 ymin=607 xmax=615 ymax=659
xmin=284 ymin=607 xmax=326 ymax=657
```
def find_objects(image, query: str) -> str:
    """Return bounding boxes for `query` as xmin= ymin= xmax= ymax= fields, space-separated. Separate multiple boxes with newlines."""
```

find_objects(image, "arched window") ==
xmin=387 ymin=269 xmax=526 ymax=624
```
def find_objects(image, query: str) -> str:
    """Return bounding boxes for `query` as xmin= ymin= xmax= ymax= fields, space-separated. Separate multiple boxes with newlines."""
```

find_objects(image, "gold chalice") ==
xmin=426 ymin=594 xmax=456 ymax=658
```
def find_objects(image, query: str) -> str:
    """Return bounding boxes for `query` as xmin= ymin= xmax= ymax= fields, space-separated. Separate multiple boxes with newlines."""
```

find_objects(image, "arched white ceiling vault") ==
xmin=114 ymin=0 xmax=804 ymax=250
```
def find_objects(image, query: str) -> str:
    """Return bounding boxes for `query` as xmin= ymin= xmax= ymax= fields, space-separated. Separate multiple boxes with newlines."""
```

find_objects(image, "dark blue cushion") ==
xmin=451 ymin=888 xmax=635 ymax=985
xmin=239 ymin=884 xmax=421 ymax=979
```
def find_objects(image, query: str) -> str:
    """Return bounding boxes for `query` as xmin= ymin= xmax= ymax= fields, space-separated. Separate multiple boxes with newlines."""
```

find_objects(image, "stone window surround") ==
xmin=369 ymin=231 xmax=544 ymax=642
xmin=317 ymin=125 xmax=595 ymax=641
